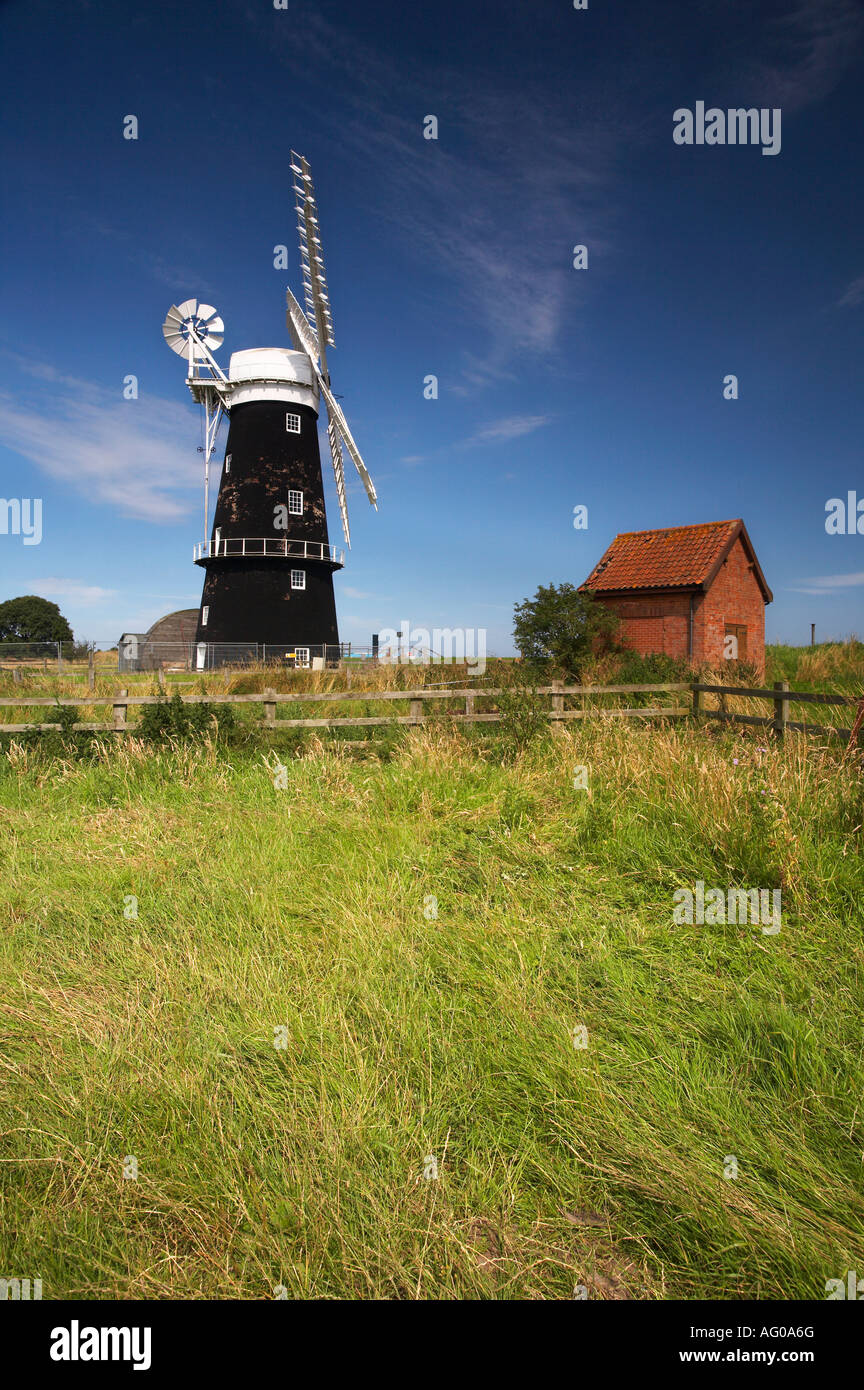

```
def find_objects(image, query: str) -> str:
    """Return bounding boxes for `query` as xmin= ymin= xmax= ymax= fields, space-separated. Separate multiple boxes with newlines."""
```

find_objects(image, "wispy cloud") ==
xmin=748 ymin=0 xmax=864 ymax=113
xmin=789 ymin=571 xmax=864 ymax=595
xmin=29 ymin=578 xmax=118 ymax=604
xmin=837 ymin=275 xmax=864 ymax=308
xmin=63 ymin=213 xmax=216 ymax=297
xmin=0 ymin=369 xmax=203 ymax=523
xmin=260 ymin=9 xmax=621 ymax=386
xmin=461 ymin=415 xmax=551 ymax=448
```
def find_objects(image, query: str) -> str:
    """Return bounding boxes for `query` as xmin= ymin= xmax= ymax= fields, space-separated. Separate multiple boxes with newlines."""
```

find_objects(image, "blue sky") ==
xmin=0 ymin=0 xmax=862 ymax=652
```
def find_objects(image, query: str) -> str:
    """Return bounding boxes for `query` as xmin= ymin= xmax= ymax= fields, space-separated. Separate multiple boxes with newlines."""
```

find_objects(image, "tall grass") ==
xmin=0 ymin=716 xmax=861 ymax=1299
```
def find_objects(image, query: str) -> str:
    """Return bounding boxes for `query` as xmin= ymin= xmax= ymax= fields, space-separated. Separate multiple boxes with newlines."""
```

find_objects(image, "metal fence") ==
xmin=0 ymin=641 xmax=95 ymax=673
xmin=118 ymin=639 xmax=354 ymax=673
xmin=1 ymin=639 xmax=379 ymax=674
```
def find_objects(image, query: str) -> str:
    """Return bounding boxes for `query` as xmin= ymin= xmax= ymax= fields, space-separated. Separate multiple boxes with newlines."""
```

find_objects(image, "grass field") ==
xmin=1 ymin=695 xmax=862 ymax=1299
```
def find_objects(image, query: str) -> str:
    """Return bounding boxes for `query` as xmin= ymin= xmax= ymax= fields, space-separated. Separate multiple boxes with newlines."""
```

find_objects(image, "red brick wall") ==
xmin=692 ymin=536 xmax=766 ymax=670
xmin=598 ymin=592 xmax=691 ymax=659
xmin=593 ymin=538 xmax=767 ymax=670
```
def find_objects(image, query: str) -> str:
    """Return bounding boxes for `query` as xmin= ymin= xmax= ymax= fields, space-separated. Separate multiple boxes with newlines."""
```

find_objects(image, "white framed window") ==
xmin=285 ymin=412 xmax=301 ymax=434
xmin=288 ymin=489 xmax=303 ymax=516
xmin=225 ymin=454 xmax=232 ymax=473
xmin=201 ymin=605 xmax=209 ymax=626
xmin=294 ymin=647 xmax=310 ymax=668
xmin=290 ymin=569 xmax=306 ymax=590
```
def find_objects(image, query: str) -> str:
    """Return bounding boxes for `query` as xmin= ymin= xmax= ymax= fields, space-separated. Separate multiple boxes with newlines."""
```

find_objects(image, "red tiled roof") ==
xmin=580 ymin=519 xmax=771 ymax=600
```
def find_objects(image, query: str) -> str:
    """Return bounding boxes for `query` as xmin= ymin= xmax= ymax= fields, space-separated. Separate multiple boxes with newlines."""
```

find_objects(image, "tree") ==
xmin=513 ymin=582 xmax=619 ymax=676
xmin=0 ymin=595 xmax=74 ymax=644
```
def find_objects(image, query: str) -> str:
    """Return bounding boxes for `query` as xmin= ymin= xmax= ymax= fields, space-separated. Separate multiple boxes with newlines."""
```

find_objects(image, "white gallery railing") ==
xmin=193 ymin=537 xmax=344 ymax=564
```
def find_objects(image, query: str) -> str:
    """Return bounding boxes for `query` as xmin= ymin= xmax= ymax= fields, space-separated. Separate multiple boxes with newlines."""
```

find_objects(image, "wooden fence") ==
xmin=692 ymin=680 xmax=864 ymax=742
xmin=0 ymin=680 xmax=861 ymax=742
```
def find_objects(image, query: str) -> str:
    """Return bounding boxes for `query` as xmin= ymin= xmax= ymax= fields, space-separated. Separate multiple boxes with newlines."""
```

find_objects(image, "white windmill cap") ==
xmin=228 ymin=347 xmax=315 ymax=384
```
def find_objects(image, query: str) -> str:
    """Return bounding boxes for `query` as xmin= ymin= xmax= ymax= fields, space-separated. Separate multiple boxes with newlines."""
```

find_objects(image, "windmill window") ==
xmin=285 ymin=413 xmax=301 ymax=434
xmin=288 ymin=490 xmax=303 ymax=515
xmin=291 ymin=569 xmax=306 ymax=590
xmin=202 ymin=606 xmax=209 ymax=627
xmin=225 ymin=454 xmax=232 ymax=473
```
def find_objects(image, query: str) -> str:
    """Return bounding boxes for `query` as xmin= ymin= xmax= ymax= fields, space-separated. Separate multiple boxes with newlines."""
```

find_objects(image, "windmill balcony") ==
xmin=193 ymin=537 xmax=344 ymax=567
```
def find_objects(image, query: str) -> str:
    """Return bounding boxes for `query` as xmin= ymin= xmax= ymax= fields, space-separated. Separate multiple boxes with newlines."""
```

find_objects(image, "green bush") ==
xmin=615 ymin=651 xmax=691 ymax=685
xmin=493 ymin=673 xmax=550 ymax=757
xmin=137 ymin=690 xmax=236 ymax=743
xmin=513 ymin=582 xmax=620 ymax=678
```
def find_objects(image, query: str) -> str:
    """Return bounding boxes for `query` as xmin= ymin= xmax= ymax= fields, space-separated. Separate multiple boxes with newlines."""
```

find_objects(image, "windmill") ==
xmin=161 ymin=153 xmax=377 ymax=667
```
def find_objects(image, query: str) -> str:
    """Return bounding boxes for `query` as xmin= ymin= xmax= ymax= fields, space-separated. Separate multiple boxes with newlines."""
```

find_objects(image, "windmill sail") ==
xmin=327 ymin=419 xmax=350 ymax=548
xmin=285 ymin=174 xmax=378 ymax=547
xmin=291 ymin=152 xmax=336 ymax=351
xmin=286 ymin=285 xmax=320 ymax=363
xmin=318 ymin=378 xmax=378 ymax=509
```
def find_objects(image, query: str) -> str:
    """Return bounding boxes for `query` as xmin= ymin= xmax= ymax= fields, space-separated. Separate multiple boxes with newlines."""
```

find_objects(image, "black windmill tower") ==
xmin=161 ymin=152 xmax=377 ymax=666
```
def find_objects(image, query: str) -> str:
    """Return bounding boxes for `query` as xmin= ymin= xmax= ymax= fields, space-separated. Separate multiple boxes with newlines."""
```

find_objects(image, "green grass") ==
xmin=766 ymin=640 xmax=864 ymax=695
xmin=1 ymin=716 xmax=862 ymax=1300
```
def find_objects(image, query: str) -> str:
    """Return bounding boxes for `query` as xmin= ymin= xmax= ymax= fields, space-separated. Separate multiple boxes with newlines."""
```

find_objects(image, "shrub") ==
xmin=513 ymin=582 xmax=620 ymax=679
xmin=137 ymin=690 xmax=235 ymax=743
xmin=492 ymin=669 xmax=550 ymax=757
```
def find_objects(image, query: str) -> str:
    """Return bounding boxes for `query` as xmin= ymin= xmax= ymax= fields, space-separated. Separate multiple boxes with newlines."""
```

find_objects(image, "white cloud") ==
xmin=0 ymin=377 xmax=203 ymax=522
xmin=789 ymin=572 xmax=864 ymax=595
xmin=29 ymin=578 xmax=117 ymax=604
xmin=462 ymin=415 xmax=551 ymax=447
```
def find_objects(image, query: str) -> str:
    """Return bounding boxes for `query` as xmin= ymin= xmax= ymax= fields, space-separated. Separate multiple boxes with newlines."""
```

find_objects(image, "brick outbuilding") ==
xmin=579 ymin=519 xmax=772 ymax=670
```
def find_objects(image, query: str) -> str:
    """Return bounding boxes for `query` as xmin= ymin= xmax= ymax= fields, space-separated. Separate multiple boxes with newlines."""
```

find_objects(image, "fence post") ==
xmin=13 ymin=667 xmax=21 ymax=685
xmin=465 ymin=692 xmax=475 ymax=720
xmin=773 ymin=680 xmax=790 ymax=739
xmin=113 ymin=688 xmax=128 ymax=732
xmin=57 ymin=642 xmax=62 ymax=675
xmin=88 ymin=647 xmax=95 ymax=691
xmin=157 ymin=666 xmax=166 ymax=690
xmin=410 ymin=698 xmax=424 ymax=725
xmin=263 ymin=688 xmax=276 ymax=727
xmin=691 ymin=683 xmax=701 ymax=719
xmin=550 ymin=679 xmax=564 ymax=734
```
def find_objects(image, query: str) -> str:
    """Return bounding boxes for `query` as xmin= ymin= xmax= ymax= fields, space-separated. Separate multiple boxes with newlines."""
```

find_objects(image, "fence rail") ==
xmin=0 ymin=680 xmax=861 ymax=741
xmin=691 ymin=680 xmax=863 ymax=741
